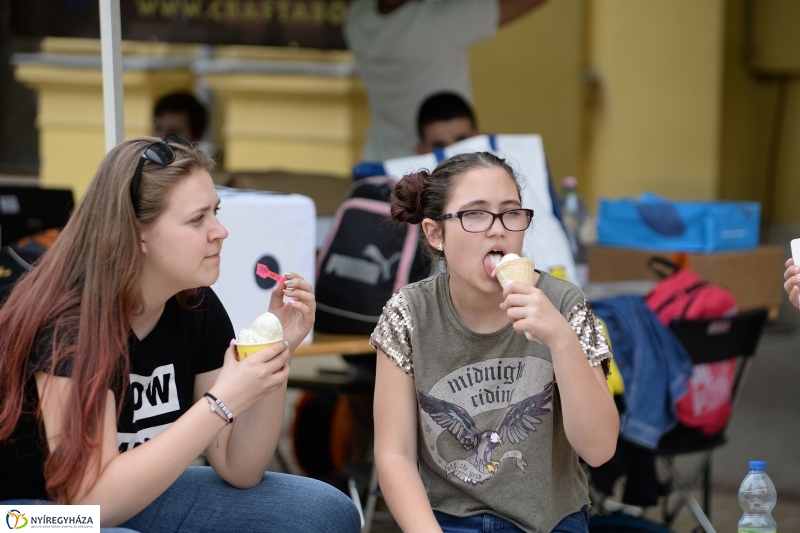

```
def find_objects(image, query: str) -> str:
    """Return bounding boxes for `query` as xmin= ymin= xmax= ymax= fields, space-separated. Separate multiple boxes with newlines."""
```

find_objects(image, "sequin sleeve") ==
xmin=370 ymin=291 xmax=414 ymax=374
xmin=566 ymin=299 xmax=613 ymax=377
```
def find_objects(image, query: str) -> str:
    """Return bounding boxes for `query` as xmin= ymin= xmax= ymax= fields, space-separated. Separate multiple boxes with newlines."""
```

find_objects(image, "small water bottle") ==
xmin=559 ymin=176 xmax=590 ymax=284
xmin=738 ymin=460 xmax=777 ymax=533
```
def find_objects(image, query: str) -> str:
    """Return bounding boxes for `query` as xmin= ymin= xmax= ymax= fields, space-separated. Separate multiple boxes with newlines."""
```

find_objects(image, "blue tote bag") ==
xmin=597 ymin=193 xmax=760 ymax=253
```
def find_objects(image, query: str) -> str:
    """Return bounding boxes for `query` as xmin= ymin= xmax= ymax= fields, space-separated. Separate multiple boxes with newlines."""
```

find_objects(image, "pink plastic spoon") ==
xmin=256 ymin=263 xmax=286 ymax=285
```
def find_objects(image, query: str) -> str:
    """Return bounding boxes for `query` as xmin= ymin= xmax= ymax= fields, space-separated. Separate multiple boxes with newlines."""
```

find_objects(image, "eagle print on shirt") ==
xmin=417 ymin=356 xmax=555 ymax=485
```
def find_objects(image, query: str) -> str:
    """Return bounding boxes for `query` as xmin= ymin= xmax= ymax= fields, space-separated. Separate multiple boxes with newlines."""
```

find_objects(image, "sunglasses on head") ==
xmin=129 ymin=134 xmax=194 ymax=214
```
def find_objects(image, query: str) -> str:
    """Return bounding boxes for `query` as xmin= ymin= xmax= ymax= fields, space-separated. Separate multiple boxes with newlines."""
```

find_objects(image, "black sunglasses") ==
xmin=129 ymin=134 xmax=194 ymax=214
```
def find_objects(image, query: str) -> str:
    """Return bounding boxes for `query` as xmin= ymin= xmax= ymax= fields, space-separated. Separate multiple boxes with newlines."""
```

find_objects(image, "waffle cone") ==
xmin=494 ymin=257 xmax=539 ymax=342
xmin=493 ymin=257 xmax=536 ymax=288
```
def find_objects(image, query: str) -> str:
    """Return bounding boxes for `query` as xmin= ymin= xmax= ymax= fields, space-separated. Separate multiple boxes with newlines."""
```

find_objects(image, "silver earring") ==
xmin=437 ymin=243 xmax=443 ymax=252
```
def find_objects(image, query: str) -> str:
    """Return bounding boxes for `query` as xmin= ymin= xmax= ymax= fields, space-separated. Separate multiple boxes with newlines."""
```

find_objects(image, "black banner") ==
xmin=11 ymin=0 xmax=352 ymax=50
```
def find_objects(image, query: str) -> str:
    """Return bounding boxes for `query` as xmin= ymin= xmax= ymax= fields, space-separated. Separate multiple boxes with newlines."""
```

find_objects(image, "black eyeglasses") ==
xmin=129 ymin=134 xmax=194 ymax=213
xmin=434 ymin=209 xmax=534 ymax=233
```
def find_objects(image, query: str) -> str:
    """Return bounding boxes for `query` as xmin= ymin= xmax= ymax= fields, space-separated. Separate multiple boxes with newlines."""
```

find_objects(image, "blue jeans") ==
xmin=5 ymin=467 xmax=360 ymax=533
xmin=434 ymin=507 xmax=590 ymax=533
xmin=121 ymin=467 xmax=360 ymax=533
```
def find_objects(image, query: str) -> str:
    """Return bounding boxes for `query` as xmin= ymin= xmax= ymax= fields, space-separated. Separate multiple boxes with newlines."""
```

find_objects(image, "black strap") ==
xmin=647 ymin=256 xmax=681 ymax=280
xmin=654 ymin=281 xmax=707 ymax=315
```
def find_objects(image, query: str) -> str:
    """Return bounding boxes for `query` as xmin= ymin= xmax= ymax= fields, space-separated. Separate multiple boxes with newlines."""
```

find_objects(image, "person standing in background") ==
xmin=345 ymin=0 xmax=549 ymax=161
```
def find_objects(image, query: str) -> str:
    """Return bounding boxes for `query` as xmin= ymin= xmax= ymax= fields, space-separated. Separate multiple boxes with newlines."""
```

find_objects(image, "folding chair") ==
xmin=654 ymin=308 xmax=768 ymax=533
xmin=344 ymin=458 xmax=393 ymax=533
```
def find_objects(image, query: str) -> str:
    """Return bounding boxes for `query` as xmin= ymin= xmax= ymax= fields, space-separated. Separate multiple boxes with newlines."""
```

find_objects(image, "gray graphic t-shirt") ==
xmin=371 ymin=272 xmax=612 ymax=533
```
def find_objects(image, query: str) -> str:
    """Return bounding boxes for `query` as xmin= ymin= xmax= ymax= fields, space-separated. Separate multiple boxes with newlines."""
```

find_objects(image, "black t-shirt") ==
xmin=0 ymin=288 xmax=233 ymax=500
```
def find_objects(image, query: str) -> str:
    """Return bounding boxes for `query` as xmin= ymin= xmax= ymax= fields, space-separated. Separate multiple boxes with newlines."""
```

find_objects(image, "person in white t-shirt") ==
xmin=345 ymin=0 xmax=548 ymax=161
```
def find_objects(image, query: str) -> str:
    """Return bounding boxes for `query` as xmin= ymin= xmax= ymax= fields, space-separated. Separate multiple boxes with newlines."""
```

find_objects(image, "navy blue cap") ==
xmin=749 ymin=460 xmax=767 ymax=470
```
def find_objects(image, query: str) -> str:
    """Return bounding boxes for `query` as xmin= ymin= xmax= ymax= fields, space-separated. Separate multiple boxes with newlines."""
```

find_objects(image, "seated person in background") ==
xmin=153 ymin=92 xmax=207 ymax=145
xmin=416 ymin=92 xmax=481 ymax=154
xmin=0 ymin=136 xmax=360 ymax=533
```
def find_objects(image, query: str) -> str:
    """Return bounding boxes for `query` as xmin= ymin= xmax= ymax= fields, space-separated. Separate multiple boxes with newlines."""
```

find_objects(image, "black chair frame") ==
xmin=654 ymin=308 xmax=768 ymax=533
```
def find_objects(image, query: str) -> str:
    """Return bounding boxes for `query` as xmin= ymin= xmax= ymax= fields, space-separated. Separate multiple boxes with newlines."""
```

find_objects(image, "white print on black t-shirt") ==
xmin=117 ymin=423 xmax=172 ymax=452
xmin=417 ymin=356 xmax=554 ymax=486
xmin=128 ymin=364 xmax=181 ymax=423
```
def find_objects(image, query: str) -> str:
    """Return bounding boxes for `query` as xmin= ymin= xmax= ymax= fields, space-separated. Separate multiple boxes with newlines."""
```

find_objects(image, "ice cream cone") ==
xmin=492 ymin=256 xmax=538 ymax=342
xmin=493 ymin=257 xmax=536 ymax=289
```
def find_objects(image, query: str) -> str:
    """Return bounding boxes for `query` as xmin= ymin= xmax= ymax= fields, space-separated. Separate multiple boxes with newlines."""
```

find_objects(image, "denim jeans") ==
xmin=4 ymin=467 xmax=361 ymax=533
xmin=121 ymin=467 xmax=361 ymax=533
xmin=434 ymin=507 xmax=590 ymax=533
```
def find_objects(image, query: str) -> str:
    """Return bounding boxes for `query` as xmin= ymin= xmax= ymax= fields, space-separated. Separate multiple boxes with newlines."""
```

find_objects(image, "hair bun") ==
xmin=390 ymin=170 xmax=429 ymax=224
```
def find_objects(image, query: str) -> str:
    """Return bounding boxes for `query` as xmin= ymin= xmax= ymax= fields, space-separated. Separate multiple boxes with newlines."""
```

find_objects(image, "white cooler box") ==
xmin=212 ymin=187 xmax=316 ymax=341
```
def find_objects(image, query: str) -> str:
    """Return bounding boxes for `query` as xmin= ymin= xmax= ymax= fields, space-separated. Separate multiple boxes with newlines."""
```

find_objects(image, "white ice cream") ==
xmin=237 ymin=312 xmax=283 ymax=344
xmin=490 ymin=253 xmax=521 ymax=277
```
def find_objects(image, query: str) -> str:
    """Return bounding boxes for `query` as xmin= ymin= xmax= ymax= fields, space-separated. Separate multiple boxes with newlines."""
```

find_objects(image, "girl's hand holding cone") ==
xmin=492 ymin=255 xmax=538 ymax=341
xmin=499 ymin=282 xmax=574 ymax=348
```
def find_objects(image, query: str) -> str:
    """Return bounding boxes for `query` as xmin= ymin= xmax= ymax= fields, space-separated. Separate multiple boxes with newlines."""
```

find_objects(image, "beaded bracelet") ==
xmin=205 ymin=396 xmax=230 ymax=424
xmin=204 ymin=392 xmax=234 ymax=424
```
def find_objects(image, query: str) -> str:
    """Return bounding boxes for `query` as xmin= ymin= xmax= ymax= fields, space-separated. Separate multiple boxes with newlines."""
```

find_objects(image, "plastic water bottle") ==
xmin=738 ymin=460 xmax=777 ymax=533
xmin=559 ymin=176 xmax=590 ymax=284
xmin=559 ymin=176 xmax=589 ymax=263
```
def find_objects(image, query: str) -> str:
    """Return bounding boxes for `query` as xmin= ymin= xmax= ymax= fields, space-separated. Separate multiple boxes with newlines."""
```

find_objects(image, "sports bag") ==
xmin=644 ymin=257 xmax=738 ymax=435
xmin=315 ymin=177 xmax=429 ymax=334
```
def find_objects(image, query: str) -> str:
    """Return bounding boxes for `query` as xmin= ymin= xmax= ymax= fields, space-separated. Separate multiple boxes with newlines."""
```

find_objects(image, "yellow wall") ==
xmin=719 ymin=0 xmax=800 ymax=224
xmin=774 ymin=83 xmax=800 ymax=223
xmin=580 ymin=0 xmax=800 ymax=224
xmin=15 ymin=64 xmax=193 ymax=196
xmin=19 ymin=3 xmax=800 ymax=223
xmin=582 ymin=0 xmax=726 ymax=210
xmin=471 ymin=0 xmax=584 ymax=189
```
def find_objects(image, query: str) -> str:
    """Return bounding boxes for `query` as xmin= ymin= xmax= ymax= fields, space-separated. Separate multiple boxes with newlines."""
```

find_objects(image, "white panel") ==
xmin=212 ymin=188 xmax=316 ymax=342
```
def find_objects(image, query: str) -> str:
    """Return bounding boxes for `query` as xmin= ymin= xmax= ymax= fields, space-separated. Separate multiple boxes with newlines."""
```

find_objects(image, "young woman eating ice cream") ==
xmin=0 ymin=136 xmax=360 ymax=532
xmin=371 ymin=152 xmax=619 ymax=533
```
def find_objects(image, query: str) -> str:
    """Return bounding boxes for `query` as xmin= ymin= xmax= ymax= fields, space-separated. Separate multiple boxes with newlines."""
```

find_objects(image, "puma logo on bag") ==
xmin=362 ymin=244 xmax=401 ymax=280
xmin=324 ymin=244 xmax=401 ymax=286
xmin=315 ymin=177 xmax=429 ymax=334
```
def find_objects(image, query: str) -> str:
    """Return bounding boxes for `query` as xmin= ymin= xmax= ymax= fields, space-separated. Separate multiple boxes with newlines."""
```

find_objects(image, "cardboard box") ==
xmin=588 ymin=244 xmax=784 ymax=318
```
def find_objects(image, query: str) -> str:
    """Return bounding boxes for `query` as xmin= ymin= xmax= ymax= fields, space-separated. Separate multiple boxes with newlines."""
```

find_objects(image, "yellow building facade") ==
xmin=12 ymin=1 xmax=800 ymax=224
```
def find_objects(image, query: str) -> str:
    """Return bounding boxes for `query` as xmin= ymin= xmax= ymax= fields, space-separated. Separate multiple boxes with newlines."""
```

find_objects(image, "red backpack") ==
xmin=644 ymin=258 xmax=738 ymax=436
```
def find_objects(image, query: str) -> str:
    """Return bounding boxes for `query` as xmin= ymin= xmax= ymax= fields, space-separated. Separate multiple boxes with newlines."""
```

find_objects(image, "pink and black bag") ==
xmin=644 ymin=257 xmax=738 ymax=435
xmin=315 ymin=177 xmax=429 ymax=334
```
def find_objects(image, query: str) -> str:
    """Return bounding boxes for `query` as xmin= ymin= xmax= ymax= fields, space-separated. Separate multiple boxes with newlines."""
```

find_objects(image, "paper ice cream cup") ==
xmin=235 ymin=339 xmax=283 ymax=361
